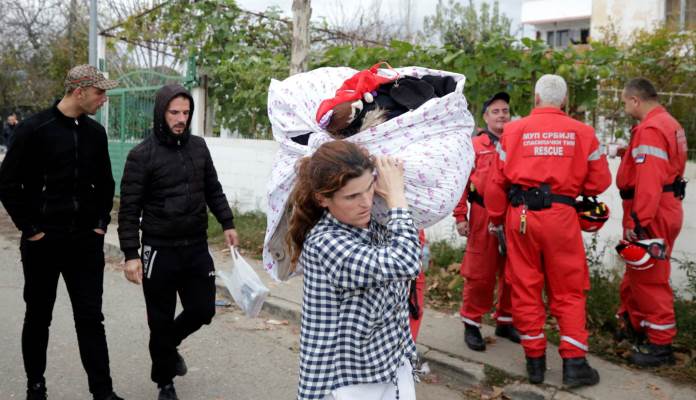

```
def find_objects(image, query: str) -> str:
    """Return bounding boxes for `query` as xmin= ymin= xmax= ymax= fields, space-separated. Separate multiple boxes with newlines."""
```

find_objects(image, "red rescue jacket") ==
xmin=616 ymin=106 xmax=687 ymax=229
xmin=485 ymin=107 xmax=611 ymax=225
xmin=453 ymin=131 xmax=499 ymax=222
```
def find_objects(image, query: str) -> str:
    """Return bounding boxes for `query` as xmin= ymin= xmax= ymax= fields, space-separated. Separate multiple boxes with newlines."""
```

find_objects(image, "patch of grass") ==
xmin=482 ymin=364 xmax=515 ymax=387
xmin=425 ymin=240 xmax=465 ymax=310
xmin=207 ymin=209 xmax=267 ymax=258
xmin=430 ymin=240 xmax=465 ymax=269
xmin=586 ymin=268 xmax=622 ymax=335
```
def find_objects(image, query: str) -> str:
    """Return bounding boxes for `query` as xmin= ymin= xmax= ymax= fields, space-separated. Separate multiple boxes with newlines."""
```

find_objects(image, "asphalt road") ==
xmin=0 ymin=210 xmax=469 ymax=400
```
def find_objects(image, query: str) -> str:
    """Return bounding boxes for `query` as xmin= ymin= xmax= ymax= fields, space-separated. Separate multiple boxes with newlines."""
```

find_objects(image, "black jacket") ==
xmin=2 ymin=122 xmax=16 ymax=147
xmin=117 ymin=85 xmax=234 ymax=260
xmin=0 ymin=104 xmax=115 ymax=237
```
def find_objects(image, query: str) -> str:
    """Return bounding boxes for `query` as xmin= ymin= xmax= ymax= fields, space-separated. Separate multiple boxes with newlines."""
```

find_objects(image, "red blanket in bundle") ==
xmin=315 ymin=62 xmax=397 ymax=124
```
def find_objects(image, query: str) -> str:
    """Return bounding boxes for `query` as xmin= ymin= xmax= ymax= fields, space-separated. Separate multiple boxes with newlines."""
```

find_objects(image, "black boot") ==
xmin=26 ymin=382 xmax=47 ymax=400
xmin=464 ymin=323 xmax=486 ymax=351
xmin=175 ymin=351 xmax=188 ymax=377
xmin=614 ymin=312 xmax=647 ymax=345
xmin=629 ymin=343 xmax=676 ymax=368
xmin=563 ymin=357 xmax=600 ymax=388
xmin=158 ymin=384 xmax=179 ymax=400
xmin=495 ymin=324 xmax=521 ymax=343
xmin=526 ymin=355 xmax=546 ymax=384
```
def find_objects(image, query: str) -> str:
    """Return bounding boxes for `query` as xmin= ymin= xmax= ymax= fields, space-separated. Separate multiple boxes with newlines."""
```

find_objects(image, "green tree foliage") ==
xmin=118 ymin=0 xmax=290 ymax=138
xmin=598 ymin=28 xmax=696 ymax=151
xmin=115 ymin=2 xmax=693 ymax=149
xmin=422 ymin=0 xmax=513 ymax=52
xmin=318 ymin=35 xmax=619 ymax=127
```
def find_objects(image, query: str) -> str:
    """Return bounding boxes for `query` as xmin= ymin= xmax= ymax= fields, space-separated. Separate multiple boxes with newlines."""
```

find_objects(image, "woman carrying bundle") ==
xmin=287 ymin=140 xmax=421 ymax=400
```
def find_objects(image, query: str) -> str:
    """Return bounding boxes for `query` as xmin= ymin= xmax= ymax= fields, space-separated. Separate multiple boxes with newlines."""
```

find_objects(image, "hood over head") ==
xmin=153 ymin=84 xmax=194 ymax=146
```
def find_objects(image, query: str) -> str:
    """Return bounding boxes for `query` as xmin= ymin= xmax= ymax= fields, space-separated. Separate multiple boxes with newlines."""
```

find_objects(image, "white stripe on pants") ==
xmin=323 ymin=358 xmax=416 ymax=400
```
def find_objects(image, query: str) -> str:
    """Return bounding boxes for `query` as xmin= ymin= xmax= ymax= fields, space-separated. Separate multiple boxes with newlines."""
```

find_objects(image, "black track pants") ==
xmin=141 ymin=242 xmax=216 ymax=387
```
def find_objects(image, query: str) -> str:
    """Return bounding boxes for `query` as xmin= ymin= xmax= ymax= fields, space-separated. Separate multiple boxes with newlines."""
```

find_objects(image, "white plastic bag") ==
xmin=218 ymin=247 xmax=270 ymax=317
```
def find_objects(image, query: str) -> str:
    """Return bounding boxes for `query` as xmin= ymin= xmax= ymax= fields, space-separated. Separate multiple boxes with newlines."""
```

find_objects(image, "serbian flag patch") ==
xmin=635 ymin=154 xmax=646 ymax=164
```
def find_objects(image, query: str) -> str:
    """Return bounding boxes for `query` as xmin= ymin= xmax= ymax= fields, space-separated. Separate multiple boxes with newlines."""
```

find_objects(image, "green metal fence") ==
xmin=101 ymin=70 xmax=187 ymax=193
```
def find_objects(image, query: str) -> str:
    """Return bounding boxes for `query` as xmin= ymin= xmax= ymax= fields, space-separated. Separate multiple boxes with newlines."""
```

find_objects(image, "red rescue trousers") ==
xmin=459 ymin=202 xmax=513 ymax=326
xmin=505 ymin=204 xmax=590 ymax=359
xmin=409 ymin=271 xmax=426 ymax=341
xmin=618 ymin=194 xmax=682 ymax=345
xmin=409 ymin=230 xmax=427 ymax=341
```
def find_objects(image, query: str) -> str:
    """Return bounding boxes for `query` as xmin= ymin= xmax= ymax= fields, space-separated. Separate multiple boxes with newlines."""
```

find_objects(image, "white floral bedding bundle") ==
xmin=264 ymin=66 xmax=475 ymax=281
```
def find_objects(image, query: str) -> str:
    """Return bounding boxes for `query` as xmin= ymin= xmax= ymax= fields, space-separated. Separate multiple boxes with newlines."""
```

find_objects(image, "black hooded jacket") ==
xmin=117 ymin=84 xmax=234 ymax=260
xmin=0 ymin=103 xmax=114 ymax=237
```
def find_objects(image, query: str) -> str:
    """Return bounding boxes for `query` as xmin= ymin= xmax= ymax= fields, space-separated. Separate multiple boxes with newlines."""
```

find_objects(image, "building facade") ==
xmin=521 ymin=0 xmax=695 ymax=46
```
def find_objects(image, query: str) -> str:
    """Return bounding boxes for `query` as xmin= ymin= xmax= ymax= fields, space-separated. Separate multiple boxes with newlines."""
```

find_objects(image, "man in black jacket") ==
xmin=0 ymin=65 xmax=123 ymax=400
xmin=118 ymin=84 xmax=238 ymax=400
xmin=3 ymin=112 xmax=19 ymax=149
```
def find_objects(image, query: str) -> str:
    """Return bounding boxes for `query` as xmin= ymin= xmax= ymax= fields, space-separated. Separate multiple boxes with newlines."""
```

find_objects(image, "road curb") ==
xmin=215 ymin=284 xmax=505 ymax=393
xmin=416 ymin=344 xmax=487 ymax=391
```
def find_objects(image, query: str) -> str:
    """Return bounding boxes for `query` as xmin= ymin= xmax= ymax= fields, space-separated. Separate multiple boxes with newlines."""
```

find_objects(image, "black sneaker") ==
xmin=526 ymin=355 xmax=546 ymax=384
xmin=158 ymin=384 xmax=179 ymax=400
xmin=175 ymin=351 xmax=188 ymax=377
xmin=464 ymin=323 xmax=486 ymax=351
xmin=563 ymin=357 xmax=600 ymax=388
xmin=96 ymin=392 xmax=124 ymax=400
xmin=26 ymin=382 xmax=47 ymax=400
xmin=495 ymin=324 xmax=521 ymax=343
xmin=629 ymin=343 xmax=676 ymax=368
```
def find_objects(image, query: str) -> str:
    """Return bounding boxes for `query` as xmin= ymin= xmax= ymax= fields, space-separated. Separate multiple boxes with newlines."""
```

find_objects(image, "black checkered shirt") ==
xmin=297 ymin=208 xmax=421 ymax=399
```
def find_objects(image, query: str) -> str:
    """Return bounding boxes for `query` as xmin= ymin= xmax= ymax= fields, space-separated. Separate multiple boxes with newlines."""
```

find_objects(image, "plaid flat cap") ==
xmin=64 ymin=65 xmax=118 ymax=91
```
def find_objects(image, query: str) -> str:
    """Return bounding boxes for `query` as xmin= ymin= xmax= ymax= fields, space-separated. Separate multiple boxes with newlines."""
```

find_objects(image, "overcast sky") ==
xmin=235 ymin=0 xmax=524 ymax=35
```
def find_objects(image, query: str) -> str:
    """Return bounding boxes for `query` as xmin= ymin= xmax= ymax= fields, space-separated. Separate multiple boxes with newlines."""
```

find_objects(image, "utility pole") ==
xmin=290 ymin=0 xmax=311 ymax=75
xmin=89 ymin=0 xmax=97 ymax=67
xmin=68 ymin=0 xmax=77 ymax=65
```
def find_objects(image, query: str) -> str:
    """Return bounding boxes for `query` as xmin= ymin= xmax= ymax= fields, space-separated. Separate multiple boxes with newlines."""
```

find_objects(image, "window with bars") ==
xmin=666 ymin=0 xmax=696 ymax=30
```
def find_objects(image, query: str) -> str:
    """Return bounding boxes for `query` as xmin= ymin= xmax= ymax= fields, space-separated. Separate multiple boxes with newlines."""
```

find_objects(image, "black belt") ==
xmin=508 ymin=184 xmax=576 ymax=211
xmin=619 ymin=175 xmax=687 ymax=200
xmin=468 ymin=190 xmax=485 ymax=207
xmin=620 ymin=184 xmax=675 ymax=200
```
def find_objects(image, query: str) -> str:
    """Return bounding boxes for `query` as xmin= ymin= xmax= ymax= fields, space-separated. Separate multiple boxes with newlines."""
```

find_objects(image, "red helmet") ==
xmin=616 ymin=238 xmax=668 ymax=271
xmin=576 ymin=196 xmax=610 ymax=232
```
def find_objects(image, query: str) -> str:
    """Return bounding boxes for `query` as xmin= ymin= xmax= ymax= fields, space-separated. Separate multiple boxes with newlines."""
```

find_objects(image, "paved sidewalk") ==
xmin=103 ymin=232 xmax=696 ymax=400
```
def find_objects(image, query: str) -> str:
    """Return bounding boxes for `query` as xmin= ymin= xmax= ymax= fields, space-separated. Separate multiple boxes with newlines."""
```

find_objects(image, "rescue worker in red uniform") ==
xmin=485 ymin=75 xmax=611 ymax=387
xmin=453 ymin=92 xmax=520 ymax=351
xmin=616 ymin=78 xmax=687 ymax=367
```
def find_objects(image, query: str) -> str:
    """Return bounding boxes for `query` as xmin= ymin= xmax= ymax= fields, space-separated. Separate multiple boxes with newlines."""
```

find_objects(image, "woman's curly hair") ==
xmin=286 ymin=141 xmax=374 ymax=270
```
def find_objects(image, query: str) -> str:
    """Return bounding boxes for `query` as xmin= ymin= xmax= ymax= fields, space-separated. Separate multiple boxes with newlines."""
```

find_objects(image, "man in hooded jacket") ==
xmin=118 ymin=84 xmax=239 ymax=400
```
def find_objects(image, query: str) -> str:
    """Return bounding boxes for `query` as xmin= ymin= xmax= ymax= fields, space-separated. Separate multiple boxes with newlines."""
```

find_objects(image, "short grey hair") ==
xmin=535 ymin=74 xmax=567 ymax=106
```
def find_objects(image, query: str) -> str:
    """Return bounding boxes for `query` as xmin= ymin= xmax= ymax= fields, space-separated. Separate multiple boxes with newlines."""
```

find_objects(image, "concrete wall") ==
xmin=521 ymin=0 xmax=592 ymax=24
xmin=526 ymin=19 xmax=591 ymax=47
xmin=204 ymin=137 xmax=279 ymax=212
xmin=591 ymin=0 xmax=666 ymax=41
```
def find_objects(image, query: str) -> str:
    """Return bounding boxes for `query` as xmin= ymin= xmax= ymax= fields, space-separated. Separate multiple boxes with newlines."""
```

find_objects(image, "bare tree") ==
xmin=291 ymin=0 xmax=312 ymax=75
xmin=100 ymin=0 xmax=183 ymax=78
xmin=2 ymin=0 xmax=62 ymax=51
xmin=319 ymin=0 xmax=417 ymax=46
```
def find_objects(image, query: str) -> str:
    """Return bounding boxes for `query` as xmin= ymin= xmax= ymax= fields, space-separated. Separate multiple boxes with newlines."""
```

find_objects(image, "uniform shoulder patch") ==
xmin=635 ymin=154 xmax=646 ymax=164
